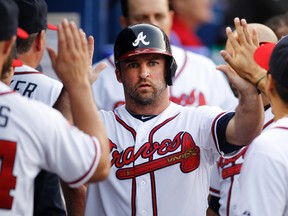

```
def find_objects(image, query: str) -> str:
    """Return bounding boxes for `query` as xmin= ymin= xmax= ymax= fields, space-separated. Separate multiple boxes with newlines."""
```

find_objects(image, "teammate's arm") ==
xmin=217 ymin=58 xmax=264 ymax=146
xmin=220 ymin=18 xmax=268 ymax=95
xmin=47 ymin=19 xmax=110 ymax=181
xmin=206 ymin=195 xmax=220 ymax=216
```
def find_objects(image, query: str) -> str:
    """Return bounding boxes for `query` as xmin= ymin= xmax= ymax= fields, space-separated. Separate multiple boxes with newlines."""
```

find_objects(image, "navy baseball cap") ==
xmin=0 ymin=0 xmax=28 ymax=40
xmin=15 ymin=0 xmax=57 ymax=34
xmin=254 ymin=35 xmax=288 ymax=89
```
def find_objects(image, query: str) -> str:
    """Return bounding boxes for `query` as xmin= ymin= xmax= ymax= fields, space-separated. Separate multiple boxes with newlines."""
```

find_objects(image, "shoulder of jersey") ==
xmin=92 ymin=55 xmax=115 ymax=69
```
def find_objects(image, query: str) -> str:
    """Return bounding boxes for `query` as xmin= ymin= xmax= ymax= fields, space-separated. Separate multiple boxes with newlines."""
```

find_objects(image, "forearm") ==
xmin=53 ymin=87 xmax=73 ymax=123
xmin=61 ymin=181 xmax=87 ymax=216
xmin=226 ymin=88 xmax=264 ymax=146
xmin=68 ymin=82 xmax=110 ymax=181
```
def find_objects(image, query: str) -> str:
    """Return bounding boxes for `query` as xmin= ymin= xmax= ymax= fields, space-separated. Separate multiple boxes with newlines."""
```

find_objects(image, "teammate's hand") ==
xmin=89 ymin=62 xmax=107 ymax=84
xmin=220 ymin=18 xmax=265 ymax=85
xmin=47 ymin=19 xmax=90 ymax=91
xmin=216 ymin=64 xmax=258 ymax=97
xmin=86 ymin=35 xmax=108 ymax=84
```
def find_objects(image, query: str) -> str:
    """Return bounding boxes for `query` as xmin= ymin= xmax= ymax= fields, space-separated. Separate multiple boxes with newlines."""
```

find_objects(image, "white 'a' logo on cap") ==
xmin=132 ymin=32 xmax=150 ymax=47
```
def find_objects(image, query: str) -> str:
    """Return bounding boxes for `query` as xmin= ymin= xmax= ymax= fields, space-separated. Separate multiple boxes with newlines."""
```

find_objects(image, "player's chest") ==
xmin=109 ymin=126 xmax=201 ymax=180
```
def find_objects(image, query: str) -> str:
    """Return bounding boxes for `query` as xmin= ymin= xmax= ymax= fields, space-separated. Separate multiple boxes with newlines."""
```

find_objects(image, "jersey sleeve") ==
xmin=31 ymin=101 xmax=101 ymax=188
xmin=209 ymin=163 xmax=221 ymax=197
xmin=235 ymin=135 xmax=287 ymax=216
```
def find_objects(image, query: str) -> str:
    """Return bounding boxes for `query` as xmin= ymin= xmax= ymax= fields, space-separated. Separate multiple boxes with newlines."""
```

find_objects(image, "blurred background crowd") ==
xmin=43 ymin=0 xmax=288 ymax=78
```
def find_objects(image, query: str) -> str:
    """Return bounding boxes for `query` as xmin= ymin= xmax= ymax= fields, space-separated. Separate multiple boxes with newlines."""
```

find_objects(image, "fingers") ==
xmin=69 ymin=21 xmax=81 ymax=51
xmin=88 ymin=35 xmax=94 ymax=65
xmin=251 ymin=28 xmax=259 ymax=47
xmin=216 ymin=64 xmax=236 ymax=79
xmin=58 ymin=19 xmax=83 ymax=54
xmin=240 ymin=19 xmax=252 ymax=45
xmin=219 ymin=50 xmax=234 ymax=67
xmin=88 ymin=62 xmax=108 ymax=84
xmin=47 ymin=47 xmax=57 ymax=70
xmin=57 ymin=20 xmax=67 ymax=53
xmin=226 ymin=26 xmax=238 ymax=52
xmin=94 ymin=62 xmax=107 ymax=75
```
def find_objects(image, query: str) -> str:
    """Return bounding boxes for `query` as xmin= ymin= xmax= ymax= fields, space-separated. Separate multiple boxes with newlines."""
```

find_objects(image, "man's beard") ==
xmin=124 ymin=79 xmax=166 ymax=105
xmin=1 ymin=48 xmax=14 ymax=78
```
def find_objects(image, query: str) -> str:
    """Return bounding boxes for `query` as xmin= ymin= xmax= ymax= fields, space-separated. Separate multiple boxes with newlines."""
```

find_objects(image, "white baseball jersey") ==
xmin=85 ymin=102 xmax=234 ymax=216
xmin=209 ymin=108 xmax=274 ymax=216
xmin=0 ymin=82 xmax=101 ymax=216
xmin=234 ymin=117 xmax=288 ymax=216
xmin=92 ymin=45 xmax=237 ymax=111
xmin=10 ymin=65 xmax=63 ymax=106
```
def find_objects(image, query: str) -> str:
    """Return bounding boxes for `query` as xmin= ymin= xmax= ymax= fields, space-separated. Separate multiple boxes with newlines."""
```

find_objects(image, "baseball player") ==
xmin=84 ymin=23 xmax=263 ymax=216
xmin=10 ymin=0 xmax=62 ymax=106
xmin=10 ymin=0 xmax=66 ymax=215
xmin=207 ymin=23 xmax=278 ymax=216
xmin=208 ymin=108 xmax=274 ymax=216
xmin=0 ymin=2 xmax=110 ymax=215
xmin=220 ymin=18 xmax=288 ymax=216
xmin=92 ymin=0 xmax=238 ymax=111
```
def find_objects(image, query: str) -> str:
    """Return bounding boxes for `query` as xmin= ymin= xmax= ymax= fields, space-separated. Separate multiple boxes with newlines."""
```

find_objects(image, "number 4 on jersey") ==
xmin=0 ymin=140 xmax=17 ymax=209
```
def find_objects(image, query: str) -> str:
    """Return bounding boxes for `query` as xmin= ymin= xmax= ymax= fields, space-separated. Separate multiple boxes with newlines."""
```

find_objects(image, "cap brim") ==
xmin=12 ymin=59 xmax=23 ymax=67
xmin=254 ymin=43 xmax=276 ymax=71
xmin=47 ymin=23 xmax=58 ymax=31
xmin=17 ymin=28 xmax=29 ymax=39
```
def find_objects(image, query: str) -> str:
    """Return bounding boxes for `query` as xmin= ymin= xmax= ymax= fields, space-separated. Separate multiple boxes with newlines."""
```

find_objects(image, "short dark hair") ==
xmin=120 ymin=0 xmax=173 ymax=18
xmin=16 ymin=32 xmax=39 ymax=54
xmin=275 ymin=81 xmax=288 ymax=104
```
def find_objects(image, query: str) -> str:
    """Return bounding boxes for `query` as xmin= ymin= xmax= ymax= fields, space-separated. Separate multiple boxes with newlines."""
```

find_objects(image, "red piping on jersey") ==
xmin=148 ymin=113 xmax=180 ymax=216
xmin=0 ymin=90 xmax=15 ymax=96
xmin=211 ymin=112 xmax=227 ymax=155
xmin=131 ymin=179 xmax=136 ymax=216
xmin=273 ymin=126 xmax=288 ymax=130
xmin=14 ymin=71 xmax=43 ymax=75
xmin=226 ymin=172 xmax=235 ymax=216
xmin=209 ymin=187 xmax=220 ymax=195
xmin=114 ymin=113 xmax=137 ymax=141
xmin=263 ymin=119 xmax=274 ymax=129
xmin=113 ymin=112 xmax=179 ymax=216
xmin=67 ymin=138 xmax=98 ymax=185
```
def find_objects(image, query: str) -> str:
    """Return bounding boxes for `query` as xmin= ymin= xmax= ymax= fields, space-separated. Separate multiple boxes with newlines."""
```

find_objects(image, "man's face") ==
xmin=125 ymin=0 xmax=173 ymax=36
xmin=117 ymin=53 xmax=167 ymax=105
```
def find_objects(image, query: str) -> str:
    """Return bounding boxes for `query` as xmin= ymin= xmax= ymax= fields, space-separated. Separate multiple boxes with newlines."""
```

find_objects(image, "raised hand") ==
xmin=220 ymin=18 xmax=267 ymax=86
xmin=47 ymin=19 xmax=89 ymax=91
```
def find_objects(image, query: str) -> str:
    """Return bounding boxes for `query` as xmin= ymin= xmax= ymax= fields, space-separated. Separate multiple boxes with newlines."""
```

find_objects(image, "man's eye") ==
xmin=149 ymin=61 xmax=158 ymax=66
xmin=127 ymin=63 xmax=138 ymax=68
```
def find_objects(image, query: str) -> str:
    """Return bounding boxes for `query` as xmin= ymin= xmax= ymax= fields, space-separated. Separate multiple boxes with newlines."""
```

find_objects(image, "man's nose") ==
xmin=139 ymin=64 xmax=150 ymax=79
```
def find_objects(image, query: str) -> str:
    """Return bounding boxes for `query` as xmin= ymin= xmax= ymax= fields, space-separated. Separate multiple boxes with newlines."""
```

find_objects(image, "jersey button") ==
xmin=141 ymin=210 xmax=147 ymax=215
xmin=141 ymin=180 xmax=146 ymax=186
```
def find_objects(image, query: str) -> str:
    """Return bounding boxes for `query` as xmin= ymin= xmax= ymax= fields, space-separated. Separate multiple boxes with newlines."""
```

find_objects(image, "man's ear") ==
xmin=119 ymin=16 xmax=129 ymax=28
xmin=115 ymin=68 xmax=123 ymax=83
xmin=35 ymin=30 xmax=45 ymax=51
xmin=266 ymin=73 xmax=275 ymax=93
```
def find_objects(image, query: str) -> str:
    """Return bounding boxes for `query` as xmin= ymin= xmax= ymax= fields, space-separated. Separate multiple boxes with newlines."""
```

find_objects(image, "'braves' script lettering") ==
xmin=111 ymin=132 xmax=200 ymax=179
xmin=111 ymin=132 xmax=183 ymax=168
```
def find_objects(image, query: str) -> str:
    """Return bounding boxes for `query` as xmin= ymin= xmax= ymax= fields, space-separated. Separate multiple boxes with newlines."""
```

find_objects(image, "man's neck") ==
xmin=18 ymin=52 xmax=39 ymax=69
